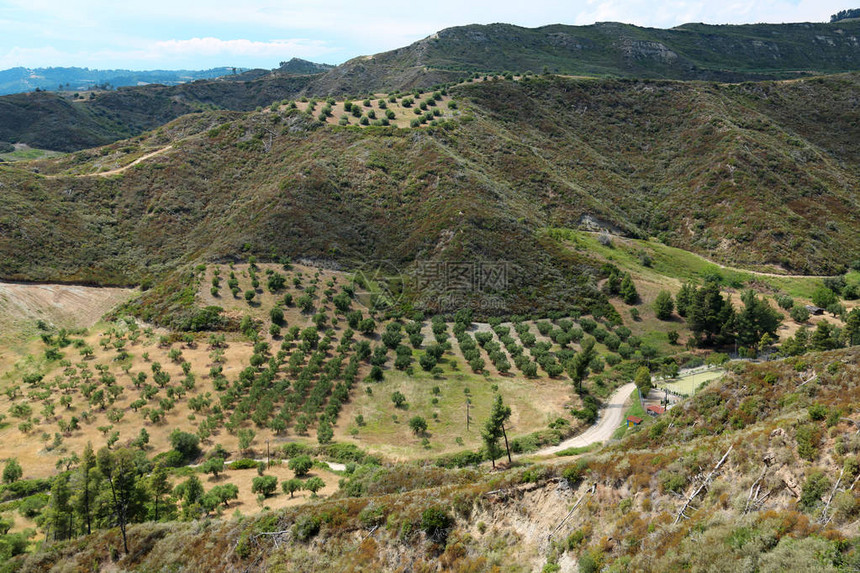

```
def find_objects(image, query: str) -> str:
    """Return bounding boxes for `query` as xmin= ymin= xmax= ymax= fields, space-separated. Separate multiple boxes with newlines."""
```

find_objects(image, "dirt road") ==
xmin=533 ymin=382 xmax=636 ymax=456
xmin=45 ymin=146 xmax=173 ymax=179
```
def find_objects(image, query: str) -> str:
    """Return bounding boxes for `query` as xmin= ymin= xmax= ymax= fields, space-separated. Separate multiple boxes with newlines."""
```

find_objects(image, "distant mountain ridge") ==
xmin=2 ymin=19 xmax=860 ymax=152
xmin=310 ymin=19 xmax=860 ymax=94
xmin=0 ymin=66 xmax=251 ymax=96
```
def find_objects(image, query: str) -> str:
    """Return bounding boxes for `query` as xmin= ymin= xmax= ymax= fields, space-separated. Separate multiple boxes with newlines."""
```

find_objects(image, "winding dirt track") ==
xmin=45 ymin=146 xmax=173 ymax=179
xmin=532 ymin=382 xmax=637 ymax=456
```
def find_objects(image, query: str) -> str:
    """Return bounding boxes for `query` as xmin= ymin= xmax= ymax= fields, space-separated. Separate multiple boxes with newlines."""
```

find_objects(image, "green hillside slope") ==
xmin=0 ymin=74 xmax=857 ymax=325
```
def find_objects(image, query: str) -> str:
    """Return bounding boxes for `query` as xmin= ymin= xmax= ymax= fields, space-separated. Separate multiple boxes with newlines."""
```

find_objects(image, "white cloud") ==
xmin=0 ymin=0 xmax=854 ymax=69
xmin=0 ymin=38 xmax=337 ymax=70
xmin=143 ymin=37 xmax=334 ymax=60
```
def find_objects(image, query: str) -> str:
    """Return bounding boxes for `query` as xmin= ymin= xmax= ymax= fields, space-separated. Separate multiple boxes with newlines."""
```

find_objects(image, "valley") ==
xmin=0 ymin=14 xmax=858 ymax=573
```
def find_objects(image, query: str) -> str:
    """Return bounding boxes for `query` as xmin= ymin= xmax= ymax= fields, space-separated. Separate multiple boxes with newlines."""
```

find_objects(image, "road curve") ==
xmin=533 ymin=382 xmax=637 ymax=456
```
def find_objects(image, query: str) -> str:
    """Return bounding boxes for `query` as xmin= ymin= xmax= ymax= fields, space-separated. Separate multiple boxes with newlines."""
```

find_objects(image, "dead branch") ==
xmin=821 ymin=468 xmax=845 ymax=525
xmin=674 ymin=445 xmax=733 ymax=525
xmin=547 ymin=483 xmax=596 ymax=543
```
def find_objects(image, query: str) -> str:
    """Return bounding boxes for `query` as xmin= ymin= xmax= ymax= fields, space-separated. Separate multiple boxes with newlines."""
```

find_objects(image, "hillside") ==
xmin=0 ymin=74 xmax=316 ymax=152
xmin=4 ymin=19 xmax=860 ymax=152
xmin=7 ymin=347 xmax=860 ymax=572
xmin=309 ymin=20 xmax=860 ymax=94
xmin=0 ymin=74 xmax=857 ymax=329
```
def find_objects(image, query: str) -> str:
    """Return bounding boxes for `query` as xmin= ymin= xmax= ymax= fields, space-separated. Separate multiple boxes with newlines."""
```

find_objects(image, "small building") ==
xmin=806 ymin=305 xmax=825 ymax=316
xmin=627 ymin=416 xmax=643 ymax=428
xmin=646 ymin=405 xmax=665 ymax=416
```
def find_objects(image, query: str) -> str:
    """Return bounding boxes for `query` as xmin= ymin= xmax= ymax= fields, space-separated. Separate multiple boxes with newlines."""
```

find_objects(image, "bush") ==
xmin=152 ymin=450 xmax=185 ymax=468
xmin=808 ymin=403 xmax=828 ymax=421
xmin=408 ymin=416 xmax=428 ymax=435
xmin=251 ymin=475 xmax=278 ymax=497
xmin=420 ymin=507 xmax=453 ymax=541
xmin=796 ymin=424 xmax=822 ymax=461
xmin=18 ymin=494 xmax=47 ymax=518
xmin=231 ymin=458 xmax=258 ymax=470
xmin=293 ymin=515 xmax=321 ymax=541
xmin=789 ymin=304 xmax=810 ymax=323
xmin=2 ymin=460 xmax=21 ymax=485
xmin=170 ymin=429 xmax=201 ymax=461
xmin=654 ymin=291 xmax=674 ymax=320
xmin=800 ymin=470 xmax=830 ymax=510
xmin=660 ymin=472 xmax=686 ymax=494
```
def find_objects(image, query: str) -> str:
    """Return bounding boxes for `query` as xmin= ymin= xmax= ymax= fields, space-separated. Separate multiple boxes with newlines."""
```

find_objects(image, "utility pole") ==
xmin=266 ymin=439 xmax=270 ymax=469
xmin=466 ymin=398 xmax=471 ymax=431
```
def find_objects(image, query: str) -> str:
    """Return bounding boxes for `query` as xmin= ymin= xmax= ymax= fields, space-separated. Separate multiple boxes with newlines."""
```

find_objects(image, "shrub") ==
xmin=420 ymin=507 xmax=453 ymax=542
xmin=796 ymin=424 xmax=822 ymax=461
xmin=654 ymin=291 xmax=674 ymax=320
xmin=169 ymin=429 xmax=201 ymax=461
xmin=152 ymin=450 xmax=185 ymax=468
xmin=305 ymin=476 xmax=325 ymax=496
xmin=799 ymin=470 xmax=830 ymax=510
xmin=391 ymin=391 xmax=407 ymax=408
xmin=808 ymin=403 xmax=828 ymax=421
xmin=293 ymin=515 xmax=321 ymax=541
xmin=231 ymin=458 xmax=258 ymax=470
xmin=409 ymin=416 xmax=428 ymax=436
xmin=790 ymin=305 xmax=810 ymax=323
xmin=660 ymin=472 xmax=686 ymax=494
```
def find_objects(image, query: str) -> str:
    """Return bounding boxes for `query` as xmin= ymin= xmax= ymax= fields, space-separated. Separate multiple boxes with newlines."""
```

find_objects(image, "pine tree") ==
xmin=675 ymin=282 xmax=696 ymax=317
xmin=149 ymin=464 xmax=171 ymax=521
xmin=567 ymin=337 xmax=596 ymax=393
xmin=482 ymin=394 xmax=512 ymax=469
xmin=688 ymin=281 xmax=735 ymax=346
xmin=653 ymin=291 xmax=674 ymax=320
xmin=45 ymin=473 xmax=73 ymax=542
xmin=620 ymin=273 xmax=639 ymax=304
xmin=735 ymin=290 xmax=782 ymax=348
xmin=72 ymin=442 xmax=98 ymax=536
xmin=97 ymin=447 xmax=140 ymax=554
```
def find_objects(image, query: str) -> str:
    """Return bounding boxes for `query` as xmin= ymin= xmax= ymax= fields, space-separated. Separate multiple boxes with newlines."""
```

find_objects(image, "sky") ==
xmin=0 ymin=0 xmax=853 ymax=70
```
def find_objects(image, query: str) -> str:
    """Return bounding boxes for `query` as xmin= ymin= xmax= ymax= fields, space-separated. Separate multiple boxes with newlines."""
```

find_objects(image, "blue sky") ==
xmin=0 ymin=0 xmax=851 ymax=70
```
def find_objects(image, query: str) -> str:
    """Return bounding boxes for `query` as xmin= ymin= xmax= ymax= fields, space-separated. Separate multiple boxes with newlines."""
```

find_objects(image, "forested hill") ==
xmin=0 ymin=75 xmax=315 ymax=152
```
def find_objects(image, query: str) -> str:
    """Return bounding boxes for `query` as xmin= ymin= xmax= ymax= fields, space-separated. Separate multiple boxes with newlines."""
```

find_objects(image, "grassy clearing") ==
xmin=552 ymin=228 xmax=830 ymax=299
xmin=0 ymin=145 xmax=64 ymax=162
xmin=335 ymin=351 xmax=572 ymax=459
xmin=659 ymin=368 xmax=726 ymax=396
xmin=554 ymin=442 xmax=601 ymax=457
